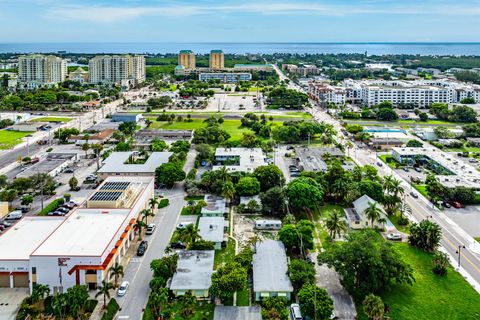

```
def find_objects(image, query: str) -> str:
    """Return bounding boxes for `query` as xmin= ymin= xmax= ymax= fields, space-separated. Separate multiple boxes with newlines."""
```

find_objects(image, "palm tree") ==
xmin=221 ymin=181 xmax=236 ymax=202
xmin=109 ymin=262 xmax=124 ymax=288
xmin=177 ymin=224 xmax=200 ymax=247
xmin=91 ymin=143 xmax=104 ymax=170
xmin=216 ymin=166 xmax=231 ymax=183
xmin=95 ymin=280 xmax=115 ymax=308
xmin=140 ymin=208 xmax=154 ymax=224
xmin=325 ymin=210 xmax=348 ymax=240
xmin=51 ymin=293 xmax=68 ymax=320
xmin=364 ymin=202 xmax=382 ymax=229
xmin=383 ymin=175 xmax=394 ymax=194
xmin=31 ymin=284 xmax=50 ymax=303
xmin=345 ymin=141 xmax=354 ymax=157
xmin=180 ymin=291 xmax=197 ymax=317
xmin=148 ymin=197 xmax=158 ymax=212
xmin=151 ymin=287 xmax=169 ymax=317
xmin=134 ymin=219 xmax=147 ymax=240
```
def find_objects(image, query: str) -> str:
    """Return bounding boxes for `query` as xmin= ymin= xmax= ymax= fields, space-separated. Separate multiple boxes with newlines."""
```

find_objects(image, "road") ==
xmin=115 ymin=149 xmax=196 ymax=319
xmin=271 ymin=65 xmax=480 ymax=292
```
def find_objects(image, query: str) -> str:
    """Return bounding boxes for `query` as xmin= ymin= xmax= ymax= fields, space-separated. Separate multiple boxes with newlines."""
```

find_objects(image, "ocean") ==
xmin=1 ymin=42 xmax=480 ymax=55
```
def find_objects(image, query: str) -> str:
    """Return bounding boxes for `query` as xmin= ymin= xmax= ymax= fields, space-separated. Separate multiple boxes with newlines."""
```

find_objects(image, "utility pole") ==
xmin=456 ymin=245 xmax=465 ymax=268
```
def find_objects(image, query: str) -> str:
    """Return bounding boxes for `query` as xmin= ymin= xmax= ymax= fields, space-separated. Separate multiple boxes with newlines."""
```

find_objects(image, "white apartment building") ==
xmin=282 ymin=64 xmax=320 ymax=76
xmin=88 ymin=55 xmax=145 ymax=88
xmin=18 ymin=55 xmax=67 ymax=89
xmin=342 ymin=79 xmax=480 ymax=107
xmin=308 ymin=82 xmax=347 ymax=104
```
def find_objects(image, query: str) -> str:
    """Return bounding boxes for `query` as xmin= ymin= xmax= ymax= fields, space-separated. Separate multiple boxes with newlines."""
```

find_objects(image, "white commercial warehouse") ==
xmin=0 ymin=176 xmax=154 ymax=293
xmin=97 ymin=151 xmax=172 ymax=179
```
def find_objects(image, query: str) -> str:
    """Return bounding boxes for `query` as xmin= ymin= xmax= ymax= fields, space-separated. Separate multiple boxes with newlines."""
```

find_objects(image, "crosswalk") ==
xmin=130 ymin=257 xmax=143 ymax=263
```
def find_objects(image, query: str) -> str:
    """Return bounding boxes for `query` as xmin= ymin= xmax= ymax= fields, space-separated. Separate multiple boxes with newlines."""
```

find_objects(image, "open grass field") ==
xmin=0 ymin=130 xmax=33 ymax=150
xmin=359 ymin=243 xmax=480 ymax=320
xmin=148 ymin=118 xmax=284 ymax=140
xmin=413 ymin=184 xmax=429 ymax=198
xmin=31 ymin=117 xmax=72 ymax=122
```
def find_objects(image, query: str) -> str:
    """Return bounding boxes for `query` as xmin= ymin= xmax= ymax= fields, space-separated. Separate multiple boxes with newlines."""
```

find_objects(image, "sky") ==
xmin=1 ymin=0 xmax=480 ymax=42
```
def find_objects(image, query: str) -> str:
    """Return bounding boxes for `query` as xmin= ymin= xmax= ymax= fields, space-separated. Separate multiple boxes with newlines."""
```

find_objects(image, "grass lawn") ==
xmin=312 ymin=204 xmax=344 ymax=221
xmin=148 ymin=118 xmax=283 ymax=140
xmin=359 ymin=243 xmax=480 ymax=320
xmin=31 ymin=117 xmax=72 ymax=123
xmin=0 ymin=130 xmax=33 ymax=150
xmin=413 ymin=184 xmax=429 ymax=198
xmin=214 ymin=238 xmax=236 ymax=269
xmin=143 ymin=299 xmax=214 ymax=320
xmin=389 ymin=214 xmax=411 ymax=234
xmin=398 ymin=119 xmax=462 ymax=125
xmin=475 ymin=237 xmax=480 ymax=242
xmin=444 ymin=147 xmax=480 ymax=153
xmin=379 ymin=154 xmax=403 ymax=169
xmin=236 ymin=289 xmax=250 ymax=306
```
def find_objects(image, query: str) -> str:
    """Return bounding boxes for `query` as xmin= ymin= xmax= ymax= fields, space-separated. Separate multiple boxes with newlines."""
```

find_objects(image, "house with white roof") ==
xmin=344 ymin=195 xmax=386 ymax=230
xmin=198 ymin=217 xmax=226 ymax=250
xmin=252 ymin=240 xmax=293 ymax=301
xmin=170 ymin=250 xmax=214 ymax=299
xmin=213 ymin=148 xmax=267 ymax=173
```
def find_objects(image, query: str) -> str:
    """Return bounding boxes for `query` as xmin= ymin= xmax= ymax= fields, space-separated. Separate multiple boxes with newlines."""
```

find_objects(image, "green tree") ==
xmin=419 ymin=112 xmax=429 ymax=121
xmin=91 ymin=143 xmax=104 ymax=170
xmin=180 ymin=291 xmax=197 ymax=317
xmin=235 ymin=176 xmax=261 ymax=196
xmin=260 ymin=186 xmax=287 ymax=217
xmin=278 ymin=220 xmax=315 ymax=252
xmin=288 ymin=259 xmax=316 ymax=291
xmin=81 ymin=143 xmax=90 ymax=158
xmin=177 ymin=224 xmax=200 ymax=247
xmin=325 ymin=210 xmax=348 ymax=239
xmin=240 ymin=132 xmax=259 ymax=147
xmin=31 ymin=284 xmax=50 ymax=303
xmin=286 ymin=177 xmax=323 ymax=210
xmin=109 ymin=262 xmax=124 ymax=288
xmin=261 ymin=297 xmax=289 ymax=320
xmin=363 ymin=293 xmax=385 ymax=320
xmin=406 ymin=139 xmax=423 ymax=147
xmin=65 ymin=285 xmax=89 ymax=318
xmin=318 ymin=230 xmax=414 ymax=298
xmin=155 ymin=162 xmax=186 ymax=188
xmin=51 ymin=293 xmax=68 ymax=319
xmin=253 ymin=165 xmax=285 ymax=191
xmin=118 ymin=122 xmax=137 ymax=135
xmin=150 ymin=254 xmax=178 ymax=279
xmin=69 ymin=176 xmax=78 ymax=191
xmin=95 ymin=280 xmax=115 ymax=308
xmin=20 ymin=194 xmax=34 ymax=208
xmin=134 ymin=219 xmax=147 ymax=240
xmin=221 ymin=180 xmax=236 ymax=202
xmin=408 ymin=220 xmax=442 ymax=252
xmin=210 ymin=261 xmax=247 ymax=302
xmin=150 ymin=287 xmax=169 ymax=318
xmin=298 ymin=284 xmax=334 ymax=320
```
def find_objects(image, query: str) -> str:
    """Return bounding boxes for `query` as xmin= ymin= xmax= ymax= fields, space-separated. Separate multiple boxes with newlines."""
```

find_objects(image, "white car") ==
xmin=117 ymin=281 xmax=129 ymax=297
xmin=146 ymin=223 xmax=156 ymax=235
xmin=176 ymin=222 xmax=194 ymax=229
xmin=387 ymin=233 xmax=402 ymax=241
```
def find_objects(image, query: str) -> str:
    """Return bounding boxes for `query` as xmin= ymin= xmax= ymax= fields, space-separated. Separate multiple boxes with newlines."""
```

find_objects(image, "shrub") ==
xmin=101 ymin=299 xmax=119 ymax=320
xmin=158 ymin=198 xmax=170 ymax=208
xmin=38 ymin=198 xmax=65 ymax=216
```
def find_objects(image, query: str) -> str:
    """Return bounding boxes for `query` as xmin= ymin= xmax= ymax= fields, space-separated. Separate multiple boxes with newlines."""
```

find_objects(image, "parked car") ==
xmin=290 ymin=303 xmax=303 ymax=320
xmin=0 ymin=219 xmax=13 ymax=227
xmin=403 ymin=167 xmax=409 ymax=172
xmin=170 ymin=242 xmax=186 ymax=249
xmin=66 ymin=201 xmax=79 ymax=207
xmin=5 ymin=210 xmax=22 ymax=220
xmin=377 ymin=162 xmax=383 ymax=167
xmin=410 ymin=191 xmax=419 ymax=199
xmin=48 ymin=211 xmax=66 ymax=216
xmin=56 ymin=207 xmax=70 ymax=214
xmin=450 ymin=201 xmax=462 ymax=209
xmin=414 ymin=167 xmax=422 ymax=172
xmin=64 ymin=168 xmax=74 ymax=173
xmin=61 ymin=203 xmax=75 ymax=210
xmin=117 ymin=281 xmax=129 ymax=297
xmin=146 ymin=223 xmax=156 ymax=235
xmin=387 ymin=233 xmax=402 ymax=241
xmin=137 ymin=240 xmax=148 ymax=256
xmin=290 ymin=172 xmax=300 ymax=177
xmin=443 ymin=202 xmax=452 ymax=208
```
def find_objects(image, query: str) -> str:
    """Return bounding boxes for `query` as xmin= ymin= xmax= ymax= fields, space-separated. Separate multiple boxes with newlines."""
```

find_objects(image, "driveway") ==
xmin=310 ymin=253 xmax=357 ymax=320
xmin=0 ymin=288 xmax=28 ymax=320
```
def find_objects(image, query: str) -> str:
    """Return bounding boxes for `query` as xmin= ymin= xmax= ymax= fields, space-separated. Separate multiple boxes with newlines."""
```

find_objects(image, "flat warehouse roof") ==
xmin=31 ymin=209 xmax=131 ymax=257
xmin=0 ymin=217 xmax=64 ymax=260
xmin=98 ymin=151 xmax=172 ymax=174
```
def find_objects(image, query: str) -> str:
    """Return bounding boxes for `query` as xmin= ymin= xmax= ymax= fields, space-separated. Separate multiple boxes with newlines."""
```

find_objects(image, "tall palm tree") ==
xmin=31 ymin=284 xmax=50 ymax=303
xmin=345 ymin=141 xmax=354 ymax=157
xmin=221 ymin=181 xmax=236 ymax=202
xmin=151 ymin=287 xmax=169 ymax=317
xmin=109 ymin=262 xmax=124 ymax=288
xmin=217 ymin=166 xmax=231 ymax=183
xmin=325 ymin=210 xmax=348 ymax=240
xmin=95 ymin=280 xmax=115 ymax=308
xmin=148 ymin=197 xmax=158 ymax=212
xmin=91 ymin=143 xmax=104 ymax=170
xmin=180 ymin=291 xmax=197 ymax=317
xmin=177 ymin=224 xmax=200 ymax=247
xmin=383 ymin=175 xmax=394 ymax=194
xmin=390 ymin=178 xmax=405 ymax=198
xmin=134 ymin=219 xmax=147 ymax=240
xmin=140 ymin=208 xmax=154 ymax=224
xmin=364 ymin=202 xmax=382 ymax=229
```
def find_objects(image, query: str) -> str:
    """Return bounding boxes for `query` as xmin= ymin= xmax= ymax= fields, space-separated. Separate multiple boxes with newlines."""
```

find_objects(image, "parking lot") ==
xmin=206 ymin=93 xmax=262 ymax=112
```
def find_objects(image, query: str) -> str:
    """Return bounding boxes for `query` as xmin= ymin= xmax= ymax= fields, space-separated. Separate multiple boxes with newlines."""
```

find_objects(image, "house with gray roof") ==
xmin=344 ymin=194 xmax=386 ymax=229
xmin=198 ymin=217 xmax=226 ymax=250
xmin=169 ymin=250 xmax=214 ymax=299
xmin=214 ymin=306 xmax=262 ymax=320
xmin=252 ymin=239 xmax=293 ymax=301
xmin=201 ymin=194 xmax=227 ymax=217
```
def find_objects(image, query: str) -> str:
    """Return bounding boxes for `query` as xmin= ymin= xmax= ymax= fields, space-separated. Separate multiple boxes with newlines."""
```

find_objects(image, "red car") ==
xmin=450 ymin=201 xmax=462 ymax=209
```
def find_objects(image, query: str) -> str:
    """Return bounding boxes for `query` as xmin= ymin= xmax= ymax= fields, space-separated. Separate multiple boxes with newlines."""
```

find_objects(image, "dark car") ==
xmin=170 ymin=242 xmax=186 ymax=249
xmin=137 ymin=240 xmax=149 ymax=256
xmin=443 ymin=202 xmax=452 ymax=208
xmin=61 ymin=203 xmax=75 ymax=210
xmin=56 ymin=207 xmax=70 ymax=214
xmin=64 ymin=168 xmax=74 ymax=173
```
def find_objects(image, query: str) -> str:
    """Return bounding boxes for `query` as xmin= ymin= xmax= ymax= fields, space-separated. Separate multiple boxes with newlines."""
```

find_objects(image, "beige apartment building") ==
xmin=18 ymin=54 xmax=67 ymax=89
xmin=179 ymin=50 xmax=196 ymax=69
xmin=209 ymin=50 xmax=224 ymax=69
xmin=88 ymin=55 xmax=145 ymax=88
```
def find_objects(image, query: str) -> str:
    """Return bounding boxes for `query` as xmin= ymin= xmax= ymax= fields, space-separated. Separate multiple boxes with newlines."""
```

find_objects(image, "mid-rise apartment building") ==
xmin=179 ymin=50 xmax=196 ymax=69
xmin=341 ymin=79 xmax=480 ymax=107
xmin=88 ymin=55 xmax=145 ymax=88
xmin=282 ymin=64 xmax=320 ymax=76
xmin=199 ymin=72 xmax=252 ymax=83
xmin=209 ymin=50 xmax=224 ymax=70
xmin=308 ymin=82 xmax=347 ymax=105
xmin=18 ymin=55 xmax=67 ymax=89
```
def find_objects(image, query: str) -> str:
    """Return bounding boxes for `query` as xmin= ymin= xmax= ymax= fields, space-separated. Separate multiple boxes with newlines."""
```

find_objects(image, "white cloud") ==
xmin=43 ymin=1 xmax=480 ymax=23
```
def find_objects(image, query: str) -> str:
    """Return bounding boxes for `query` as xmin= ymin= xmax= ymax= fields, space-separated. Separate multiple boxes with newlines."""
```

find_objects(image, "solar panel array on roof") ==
xmin=100 ymin=181 xmax=131 ymax=191
xmin=90 ymin=191 xmax=123 ymax=202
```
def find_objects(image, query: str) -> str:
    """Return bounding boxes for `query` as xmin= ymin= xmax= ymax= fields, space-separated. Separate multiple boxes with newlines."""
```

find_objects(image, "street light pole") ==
xmin=456 ymin=245 xmax=466 ymax=268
